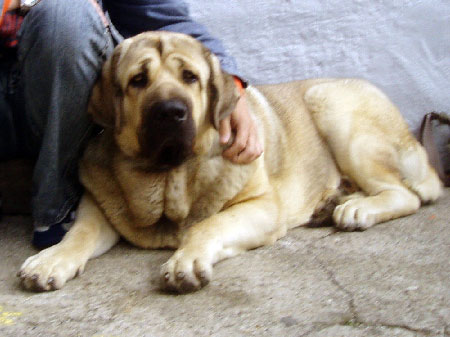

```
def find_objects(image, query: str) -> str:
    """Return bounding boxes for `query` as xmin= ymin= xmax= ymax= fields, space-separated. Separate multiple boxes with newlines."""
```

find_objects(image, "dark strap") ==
xmin=419 ymin=112 xmax=450 ymax=187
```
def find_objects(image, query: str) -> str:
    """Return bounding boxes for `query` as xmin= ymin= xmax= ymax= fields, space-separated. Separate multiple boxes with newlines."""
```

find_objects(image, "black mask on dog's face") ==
xmin=138 ymin=94 xmax=196 ymax=171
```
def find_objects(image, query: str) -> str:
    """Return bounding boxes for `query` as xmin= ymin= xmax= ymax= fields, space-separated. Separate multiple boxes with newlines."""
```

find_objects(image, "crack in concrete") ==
xmin=307 ymin=238 xmax=359 ymax=322
xmin=300 ymin=321 xmax=436 ymax=337
xmin=360 ymin=321 xmax=438 ymax=335
xmin=305 ymin=237 xmax=442 ymax=337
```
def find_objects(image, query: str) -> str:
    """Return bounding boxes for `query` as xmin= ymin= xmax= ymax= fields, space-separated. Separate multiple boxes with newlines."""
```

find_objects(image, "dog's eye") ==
xmin=182 ymin=70 xmax=198 ymax=84
xmin=129 ymin=73 xmax=148 ymax=88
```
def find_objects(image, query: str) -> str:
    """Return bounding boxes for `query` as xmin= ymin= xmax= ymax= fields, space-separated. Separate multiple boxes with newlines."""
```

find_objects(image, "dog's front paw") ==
xmin=18 ymin=245 xmax=86 ymax=291
xmin=160 ymin=247 xmax=213 ymax=293
xmin=333 ymin=199 xmax=376 ymax=231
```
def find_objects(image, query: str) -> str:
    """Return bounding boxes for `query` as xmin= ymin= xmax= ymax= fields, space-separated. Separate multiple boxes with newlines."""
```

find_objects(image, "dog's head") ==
xmin=88 ymin=32 xmax=240 ymax=171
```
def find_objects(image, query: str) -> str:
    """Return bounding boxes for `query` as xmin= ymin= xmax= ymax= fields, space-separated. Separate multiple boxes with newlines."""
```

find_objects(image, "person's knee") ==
xmin=18 ymin=0 xmax=111 ymax=64
xmin=15 ymin=0 xmax=114 ymax=147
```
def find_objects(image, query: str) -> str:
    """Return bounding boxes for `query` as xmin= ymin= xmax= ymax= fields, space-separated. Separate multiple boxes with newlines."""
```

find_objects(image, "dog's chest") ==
xmin=114 ymin=158 xmax=216 ymax=226
xmin=165 ymin=157 xmax=257 ymax=225
xmin=163 ymin=158 xmax=231 ymax=225
xmin=114 ymin=161 xmax=167 ymax=226
xmin=116 ymin=156 xmax=254 ymax=228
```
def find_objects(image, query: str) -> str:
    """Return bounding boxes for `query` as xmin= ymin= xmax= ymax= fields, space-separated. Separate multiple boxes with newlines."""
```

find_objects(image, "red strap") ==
xmin=0 ymin=0 xmax=13 ymax=28
xmin=233 ymin=76 xmax=245 ymax=96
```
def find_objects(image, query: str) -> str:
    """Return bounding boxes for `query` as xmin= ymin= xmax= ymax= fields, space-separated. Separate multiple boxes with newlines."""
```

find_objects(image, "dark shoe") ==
xmin=32 ymin=211 xmax=75 ymax=249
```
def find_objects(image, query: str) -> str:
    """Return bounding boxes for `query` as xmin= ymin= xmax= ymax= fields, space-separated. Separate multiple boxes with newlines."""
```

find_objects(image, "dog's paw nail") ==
xmin=48 ymin=277 xmax=59 ymax=290
xmin=164 ymin=272 xmax=170 ymax=281
xmin=198 ymin=272 xmax=209 ymax=287
xmin=180 ymin=283 xmax=196 ymax=293
xmin=176 ymin=272 xmax=185 ymax=280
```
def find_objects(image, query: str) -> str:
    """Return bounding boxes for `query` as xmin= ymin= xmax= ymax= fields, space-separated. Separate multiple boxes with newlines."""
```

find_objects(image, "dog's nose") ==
xmin=150 ymin=99 xmax=188 ymax=123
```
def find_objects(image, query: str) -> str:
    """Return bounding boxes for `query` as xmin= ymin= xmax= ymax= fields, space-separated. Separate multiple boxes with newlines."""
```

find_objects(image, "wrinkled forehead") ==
xmin=116 ymin=32 xmax=209 ymax=74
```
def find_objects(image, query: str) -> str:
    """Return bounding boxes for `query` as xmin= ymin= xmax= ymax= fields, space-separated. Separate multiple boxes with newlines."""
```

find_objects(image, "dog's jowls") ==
xmin=19 ymin=32 xmax=442 ymax=293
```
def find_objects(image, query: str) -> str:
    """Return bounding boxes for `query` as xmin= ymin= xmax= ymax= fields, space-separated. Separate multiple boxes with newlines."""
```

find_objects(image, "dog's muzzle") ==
xmin=139 ymin=98 xmax=196 ymax=171
xmin=150 ymin=99 xmax=189 ymax=124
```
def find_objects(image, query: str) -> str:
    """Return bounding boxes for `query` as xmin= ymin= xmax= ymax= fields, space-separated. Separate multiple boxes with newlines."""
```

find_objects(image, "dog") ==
xmin=18 ymin=32 xmax=442 ymax=293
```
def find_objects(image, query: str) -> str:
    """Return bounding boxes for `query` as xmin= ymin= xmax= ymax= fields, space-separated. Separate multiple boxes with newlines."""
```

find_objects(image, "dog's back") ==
xmin=249 ymin=79 xmax=442 ymax=230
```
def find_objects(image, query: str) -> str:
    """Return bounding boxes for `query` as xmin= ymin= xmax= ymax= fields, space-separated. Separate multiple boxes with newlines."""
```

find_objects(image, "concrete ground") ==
xmin=0 ymin=189 xmax=448 ymax=337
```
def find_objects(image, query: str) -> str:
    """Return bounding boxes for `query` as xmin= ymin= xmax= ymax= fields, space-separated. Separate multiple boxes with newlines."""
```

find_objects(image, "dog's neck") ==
xmin=193 ymin=126 xmax=235 ymax=159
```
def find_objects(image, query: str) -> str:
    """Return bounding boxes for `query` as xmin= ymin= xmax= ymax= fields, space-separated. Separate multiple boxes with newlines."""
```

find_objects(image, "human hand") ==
xmin=219 ymin=95 xmax=263 ymax=164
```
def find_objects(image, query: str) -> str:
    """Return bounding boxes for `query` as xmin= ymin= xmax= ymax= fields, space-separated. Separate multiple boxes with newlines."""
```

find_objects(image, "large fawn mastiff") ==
xmin=19 ymin=32 xmax=442 ymax=293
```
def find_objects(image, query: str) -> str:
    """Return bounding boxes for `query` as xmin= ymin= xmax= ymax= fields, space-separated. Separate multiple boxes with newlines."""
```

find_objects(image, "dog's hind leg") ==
xmin=304 ymin=79 xmax=442 ymax=230
xmin=18 ymin=193 xmax=120 ymax=291
xmin=332 ymin=153 xmax=423 ymax=230
xmin=397 ymin=143 xmax=442 ymax=203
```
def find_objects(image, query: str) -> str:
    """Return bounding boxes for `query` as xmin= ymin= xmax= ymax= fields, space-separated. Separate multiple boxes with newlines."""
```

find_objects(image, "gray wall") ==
xmin=188 ymin=0 xmax=449 ymax=138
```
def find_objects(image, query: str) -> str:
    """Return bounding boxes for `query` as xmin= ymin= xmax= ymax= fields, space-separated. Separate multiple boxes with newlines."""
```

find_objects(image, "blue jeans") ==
xmin=0 ymin=0 xmax=121 ymax=227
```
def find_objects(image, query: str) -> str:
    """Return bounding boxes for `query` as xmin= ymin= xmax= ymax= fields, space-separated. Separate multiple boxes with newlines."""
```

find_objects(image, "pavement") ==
xmin=0 ymin=189 xmax=448 ymax=337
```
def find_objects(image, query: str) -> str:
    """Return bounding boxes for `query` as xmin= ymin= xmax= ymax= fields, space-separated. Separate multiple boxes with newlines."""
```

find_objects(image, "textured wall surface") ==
xmin=187 ymin=0 xmax=449 ymax=163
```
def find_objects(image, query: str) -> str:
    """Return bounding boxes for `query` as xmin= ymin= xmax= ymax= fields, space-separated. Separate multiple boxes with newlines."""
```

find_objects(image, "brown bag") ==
xmin=419 ymin=112 xmax=450 ymax=187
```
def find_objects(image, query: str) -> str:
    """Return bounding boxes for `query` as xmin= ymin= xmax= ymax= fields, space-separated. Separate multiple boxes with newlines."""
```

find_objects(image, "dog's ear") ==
xmin=88 ymin=40 xmax=131 ymax=129
xmin=206 ymin=51 xmax=240 ymax=130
